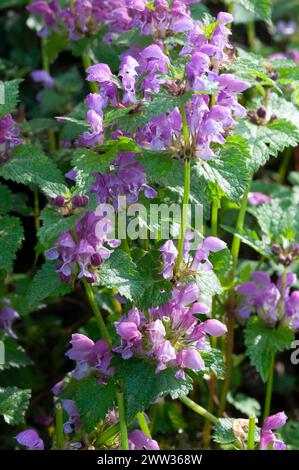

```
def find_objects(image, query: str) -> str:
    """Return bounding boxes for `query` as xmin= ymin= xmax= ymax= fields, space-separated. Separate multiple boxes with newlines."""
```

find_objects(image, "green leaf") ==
xmin=200 ymin=347 xmax=225 ymax=378
xmin=0 ymin=216 xmax=24 ymax=272
xmin=75 ymin=378 xmax=117 ymax=433
xmin=221 ymin=224 xmax=272 ymax=258
xmin=0 ymin=333 xmax=32 ymax=371
xmin=234 ymin=0 xmax=272 ymax=24
xmin=98 ymin=249 xmax=145 ymax=302
xmin=115 ymin=358 xmax=193 ymax=419
xmin=190 ymin=3 xmax=210 ymax=20
xmin=209 ymin=248 xmax=232 ymax=276
xmin=0 ymin=79 xmax=22 ymax=118
xmin=191 ymin=270 xmax=223 ymax=296
xmin=245 ymin=317 xmax=294 ymax=382
xmin=213 ymin=418 xmax=236 ymax=444
xmin=26 ymin=261 xmax=72 ymax=312
xmin=251 ymin=198 xmax=296 ymax=241
xmin=227 ymin=392 xmax=261 ymax=417
xmin=0 ymin=183 xmax=13 ymax=215
xmin=0 ymin=386 xmax=31 ymax=425
xmin=195 ymin=136 xmax=251 ymax=202
xmin=38 ymin=207 xmax=81 ymax=249
xmin=72 ymin=137 xmax=139 ymax=175
xmin=237 ymin=119 xmax=299 ymax=172
xmin=117 ymin=90 xmax=193 ymax=134
xmin=231 ymin=49 xmax=279 ymax=89
xmin=0 ymin=144 xmax=67 ymax=197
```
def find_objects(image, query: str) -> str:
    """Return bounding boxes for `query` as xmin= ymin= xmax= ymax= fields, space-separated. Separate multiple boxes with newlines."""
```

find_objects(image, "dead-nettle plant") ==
xmin=1 ymin=0 xmax=299 ymax=452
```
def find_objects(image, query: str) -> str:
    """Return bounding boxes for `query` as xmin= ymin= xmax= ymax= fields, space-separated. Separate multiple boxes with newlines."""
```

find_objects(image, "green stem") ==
xmin=179 ymin=396 xmax=218 ymax=425
xmin=33 ymin=187 xmax=40 ymax=232
xmin=55 ymin=403 xmax=64 ymax=450
xmin=247 ymin=416 xmax=256 ymax=450
xmin=202 ymin=376 xmax=217 ymax=448
xmin=263 ymin=352 xmax=275 ymax=421
xmin=218 ymin=296 xmax=234 ymax=417
xmin=41 ymin=38 xmax=56 ymax=153
xmin=230 ymin=179 xmax=252 ymax=280
xmin=82 ymin=55 xmax=98 ymax=93
xmin=246 ymin=22 xmax=256 ymax=50
xmin=117 ymin=390 xmax=129 ymax=450
xmin=82 ymin=278 xmax=112 ymax=345
xmin=136 ymin=412 xmax=152 ymax=438
xmin=176 ymin=105 xmax=191 ymax=270
xmin=277 ymin=148 xmax=293 ymax=184
xmin=97 ymin=423 xmax=120 ymax=446
xmin=211 ymin=199 xmax=219 ymax=237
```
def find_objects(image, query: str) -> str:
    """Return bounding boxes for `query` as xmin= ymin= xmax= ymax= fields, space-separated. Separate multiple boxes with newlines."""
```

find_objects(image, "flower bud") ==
xmin=257 ymin=106 xmax=267 ymax=118
xmin=90 ymin=253 xmax=102 ymax=267
xmin=271 ymin=243 xmax=281 ymax=255
xmin=54 ymin=195 xmax=65 ymax=207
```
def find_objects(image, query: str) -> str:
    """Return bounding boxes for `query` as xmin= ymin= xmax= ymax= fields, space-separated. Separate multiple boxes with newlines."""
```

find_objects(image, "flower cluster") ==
xmin=0 ymin=300 xmax=19 ymax=338
xmin=46 ymin=211 xmax=120 ymax=283
xmin=80 ymin=13 xmax=250 ymax=160
xmin=114 ymin=282 xmax=227 ymax=378
xmin=64 ymin=333 xmax=114 ymax=381
xmin=90 ymin=151 xmax=157 ymax=208
xmin=260 ymin=412 xmax=287 ymax=450
xmin=235 ymin=271 xmax=299 ymax=329
xmin=0 ymin=114 xmax=22 ymax=163
xmin=160 ymin=233 xmax=227 ymax=279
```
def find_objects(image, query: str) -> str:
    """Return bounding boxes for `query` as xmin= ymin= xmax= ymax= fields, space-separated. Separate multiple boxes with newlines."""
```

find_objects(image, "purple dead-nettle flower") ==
xmin=62 ymin=399 xmax=82 ymax=434
xmin=15 ymin=429 xmax=44 ymax=450
xmin=235 ymin=271 xmax=299 ymax=329
xmin=91 ymin=151 xmax=156 ymax=207
xmin=129 ymin=429 xmax=160 ymax=450
xmin=114 ymin=283 xmax=227 ymax=378
xmin=248 ymin=192 xmax=272 ymax=206
xmin=119 ymin=56 xmax=139 ymax=104
xmin=27 ymin=1 xmax=61 ymax=36
xmin=260 ymin=412 xmax=287 ymax=450
xmin=31 ymin=70 xmax=54 ymax=89
xmin=0 ymin=302 xmax=19 ymax=338
xmin=0 ymin=115 xmax=22 ymax=163
xmin=45 ymin=212 xmax=120 ymax=283
xmin=65 ymin=333 xmax=114 ymax=381
xmin=276 ymin=20 xmax=297 ymax=37
xmin=160 ymin=232 xmax=227 ymax=280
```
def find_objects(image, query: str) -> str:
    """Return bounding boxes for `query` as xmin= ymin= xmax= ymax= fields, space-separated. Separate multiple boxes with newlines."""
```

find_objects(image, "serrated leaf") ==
xmin=117 ymin=90 xmax=193 ymax=134
xmin=115 ymin=358 xmax=193 ymax=419
xmin=192 ymin=270 xmax=223 ymax=296
xmin=0 ymin=333 xmax=32 ymax=371
xmin=245 ymin=317 xmax=294 ymax=382
xmin=0 ymin=216 xmax=24 ymax=272
xmin=234 ymin=0 xmax=272 ymax=23
xmin=227 ymin=392 xmax=261 ymax=417
xmin=97 ymin=249 xmax=145 ymax=302
xmin=200 ymin=347 xmax=225 ymax=378
xmin=0 ymin=144 xmax=67 ymax=197
xmin=0 ymin=79 xmax=22 ymax=118
xmin=26 ymin=261 xmax=72 ymax=312
xmin=280 ymin=420 xmax=299 ymax=450
xmin=0 ymin=386 xmax=31 ymax=425
xmin=72 ymin=137 xmax=139 ymax=176
xmin=38 ymin=207 xmax=81 ymax=249
xmin=237 ymin=119 xmax=299 ymax=172
xmin=195 ymin=136 xmax=251 ymax=202
xmin=209 ymin=248 xmax=232 ymax=276
xmin=213 ymin=418 xmax=236 ymax=444
xmin=221 ymin=224 xmax=272 ymax=258
xmin=0 ymin=183 xmax=13 ymax=215
xmin=75 ymin=378 xmax=117 ymax=433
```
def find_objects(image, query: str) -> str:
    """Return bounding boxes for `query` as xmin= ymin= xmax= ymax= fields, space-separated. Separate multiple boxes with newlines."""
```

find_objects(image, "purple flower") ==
xmin=159 ymin=240 xmax=178 ymax=279
xmin=276 ymin=20 xmax=296 ymax=36
xmin=0 ymin=115 xmax=22 ymax=163
xmin=248 ymin=192 xmax=272 ymax=206
xmin=0 ymin=305 xmax=19 ymax=338
xmin=62 ymin=399 xmax=82 ymax=434
xmin=260 ymin=412 xmax=287 ymax=450
xmin=236 ymin=271 xmax=299 ymax=328
xmin=15 ymin=429 xmax=44 ymax=450
xmin=65 ymin=333 xmax=114 ymax=382
xmin=114 ymin=283 xmax=226 ymax=377
xmin=31 ymin=69 xmax=54 ymax=88
xmin=129 ymin=430 xmax=159 ymax=450
xmin=119 ymin=55 xmax=139 ymax=104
